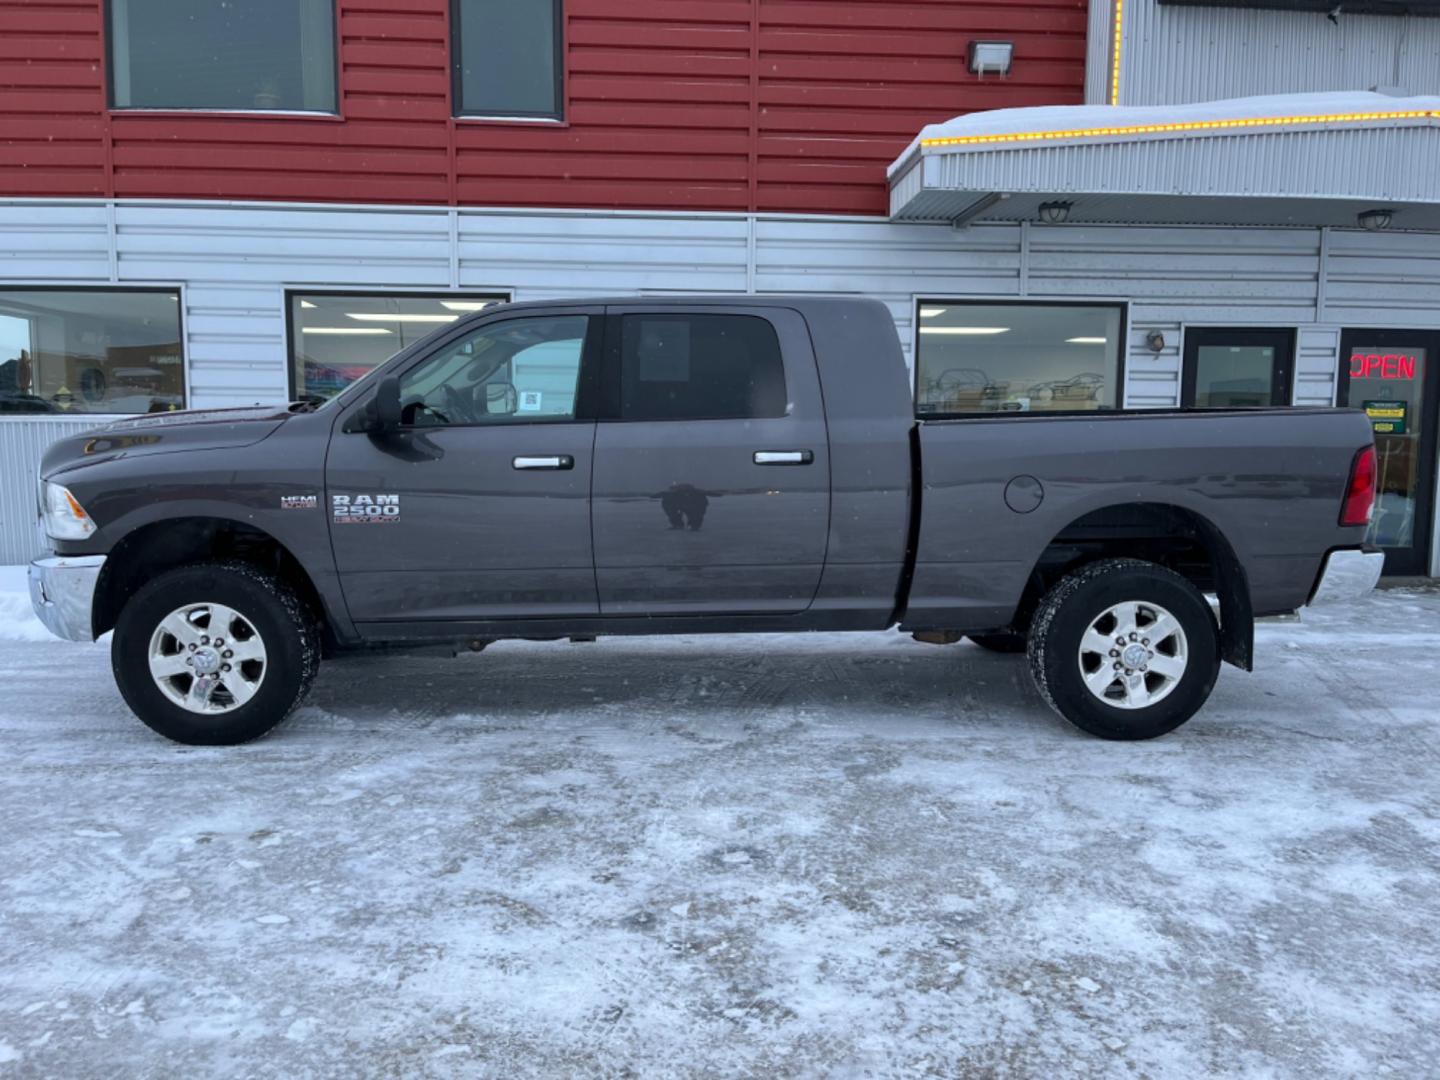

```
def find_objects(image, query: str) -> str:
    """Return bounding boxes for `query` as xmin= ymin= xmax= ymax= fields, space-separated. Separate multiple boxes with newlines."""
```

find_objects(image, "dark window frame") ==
xmin=450 ymin=0 xmax=566 ymax=121
xmin=0 ymin=284 xmax=187 ymax=415
xmin=104 ymin=0 xmax=341 ymax=115
xmin=285 ymin=289 xmax=512 ymax=403
xmin=1181 ymin=327 xmax=1296 ymax=408
xmin=1336 ymin=327 xmax=1440 ymax=576
xmin=912 ymin=298 xmax=1129 ymax=419
xmin=599 ymin=311 xmax=791 ymax=424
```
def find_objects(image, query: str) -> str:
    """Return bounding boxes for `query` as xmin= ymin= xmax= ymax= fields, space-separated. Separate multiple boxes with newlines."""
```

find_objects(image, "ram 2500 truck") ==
xmin=29 ymin=296 xmax=1382 ymax=745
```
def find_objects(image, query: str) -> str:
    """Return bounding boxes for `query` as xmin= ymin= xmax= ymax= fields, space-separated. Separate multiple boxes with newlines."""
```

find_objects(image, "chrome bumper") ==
xmin=1307 ymin=549 xmax=1385 ymax=607
xmin=28 ymin=555 xmax=105 ymax=642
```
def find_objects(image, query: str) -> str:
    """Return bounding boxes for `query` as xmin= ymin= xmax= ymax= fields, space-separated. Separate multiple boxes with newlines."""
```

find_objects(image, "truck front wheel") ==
xmin=1027 ymin=559 xmax=1220 ymax=740
xmin=112 ymin=562 xmax=320 ymax=745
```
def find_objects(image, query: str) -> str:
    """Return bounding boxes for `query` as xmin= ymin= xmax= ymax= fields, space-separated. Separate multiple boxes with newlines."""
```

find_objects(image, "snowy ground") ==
xmin=1 ymin=567 xmax=1438 ymax=1078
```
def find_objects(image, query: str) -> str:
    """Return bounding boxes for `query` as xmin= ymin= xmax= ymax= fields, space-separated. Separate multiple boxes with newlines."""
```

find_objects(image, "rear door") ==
xmin=590 ymin=305 xmax=831 ymax=615
xmin=327 ymin=308 xmax=603 ymax=624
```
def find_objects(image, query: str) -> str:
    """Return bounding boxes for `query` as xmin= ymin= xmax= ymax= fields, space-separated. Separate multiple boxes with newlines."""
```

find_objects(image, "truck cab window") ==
xmin=618 ymin=314 xmax=787 ymax=421
xmin=398 ymin=315 xmax=588 ymax=427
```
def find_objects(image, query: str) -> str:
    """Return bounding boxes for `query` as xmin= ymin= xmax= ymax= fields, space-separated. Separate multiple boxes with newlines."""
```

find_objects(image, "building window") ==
xmin=617 ymin=314 xmax=788 ymax=422
xmin=452 ymin=0 xmax=563 ymax=119
xmin=289 ymin=293 xmax=508 ymax=402
xmin=107 ymin=0 xmax=337 ymax=113
xmin=915 ymin=301 xmax=1124 ymax=415
xmin=0 ymin=289 xmax=184 ymax=415
xmin=1182 ymin=328 xmax=1294 ymax=408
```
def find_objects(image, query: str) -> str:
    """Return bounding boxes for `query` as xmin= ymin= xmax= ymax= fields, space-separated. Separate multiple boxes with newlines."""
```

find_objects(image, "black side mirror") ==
xmin=373 ymin=375 xmax=402 ymax=432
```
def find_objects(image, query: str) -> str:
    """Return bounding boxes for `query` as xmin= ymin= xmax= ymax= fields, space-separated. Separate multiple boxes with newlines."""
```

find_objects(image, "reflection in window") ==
xmin=289 ymin=293 xmax=507 ymax=402
xmin=916 ymin=303 xmax=1123 ymax=415
xmin=619 ymin=314 xmax=787 ymax=422
xmin=109 ymin=0 xmax=336 ymax=112
xmin=399 ymin=316 xmax=588 ymax=426
xmin=0 ymin=289 xmax=184 ymax=415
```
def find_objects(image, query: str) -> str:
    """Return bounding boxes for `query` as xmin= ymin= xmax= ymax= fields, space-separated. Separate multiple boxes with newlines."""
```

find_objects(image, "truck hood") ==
xmin=40 ymin=405 xmax=296 ymax=479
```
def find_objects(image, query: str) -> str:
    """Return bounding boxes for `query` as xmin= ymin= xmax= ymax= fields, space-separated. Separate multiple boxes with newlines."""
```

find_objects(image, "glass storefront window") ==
xmin=0 ymin=289 xmax=184 ymax=415
xmin=915 ymin=302 xmax=1124 ymax=415
xmin=289 ymin=293 xmax=508 ymax=402
xmin=108 ymin=0 xmax=337 ymax=113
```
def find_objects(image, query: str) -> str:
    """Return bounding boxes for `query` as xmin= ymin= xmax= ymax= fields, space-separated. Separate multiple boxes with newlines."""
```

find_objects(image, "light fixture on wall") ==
xmin=1038 ymin=201 xmax=1073 ymax=225
xmin=1357 ymin=208 xmax=1394 ymax=231
xmin=1146 ymin=330 xmax=1166 ymax=354
xmin=968 ymin=40 xmax=1014 ymax=76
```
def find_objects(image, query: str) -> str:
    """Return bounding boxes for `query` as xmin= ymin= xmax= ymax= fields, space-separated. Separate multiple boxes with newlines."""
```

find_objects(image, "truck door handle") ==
xmin=513 ymin=455 xmax=574 ymax=471
xmin=753 ymin=450 xmax=814 ymax=466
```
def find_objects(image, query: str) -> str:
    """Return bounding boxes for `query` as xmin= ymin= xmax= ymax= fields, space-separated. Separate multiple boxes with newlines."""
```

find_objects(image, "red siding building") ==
xmin=1 ymin=0 xmax=1087 ymax=215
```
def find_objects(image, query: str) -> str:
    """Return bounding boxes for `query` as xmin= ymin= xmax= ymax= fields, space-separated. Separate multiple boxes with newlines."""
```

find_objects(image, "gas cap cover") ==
xmin=1004 ymin=475 xmax=1044 ymax=514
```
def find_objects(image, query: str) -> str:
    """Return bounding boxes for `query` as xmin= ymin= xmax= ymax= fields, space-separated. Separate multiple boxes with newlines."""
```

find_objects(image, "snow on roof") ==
xmin=888 ymin=91 xmax=1440 ymax=179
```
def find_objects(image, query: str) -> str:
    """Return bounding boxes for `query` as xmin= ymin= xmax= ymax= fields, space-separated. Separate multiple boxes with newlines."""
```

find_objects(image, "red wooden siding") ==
xmin=0 ymin=0 xmax=1086 ymax=215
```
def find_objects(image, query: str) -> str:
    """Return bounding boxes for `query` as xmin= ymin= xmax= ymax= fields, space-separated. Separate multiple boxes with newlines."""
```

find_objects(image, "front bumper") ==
xmin=1307 ymin=548 xmax=1385 ymax=607
xmin=28 ymin=555 xmax=105 ymax=642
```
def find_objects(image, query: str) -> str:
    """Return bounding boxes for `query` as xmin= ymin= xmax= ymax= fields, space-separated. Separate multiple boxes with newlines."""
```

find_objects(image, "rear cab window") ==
xmin=616 ymin=313 xmax=787 ymax=421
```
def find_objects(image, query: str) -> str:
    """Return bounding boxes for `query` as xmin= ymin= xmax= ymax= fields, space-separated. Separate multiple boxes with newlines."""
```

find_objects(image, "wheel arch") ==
xmin=93 ymin=516 xmax=334 ymax=647
xmin=1018 ymin=500 xmax=1254 ymax=671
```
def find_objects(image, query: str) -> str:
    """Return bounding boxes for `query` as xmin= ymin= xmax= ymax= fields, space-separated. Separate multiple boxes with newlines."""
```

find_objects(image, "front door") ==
xmin=328 ymin=309 xmax=603 ymax=624
xmin=1339 ymin=330 xmax=1439 ymax=576
xmin=590 ymin=306 xmax=831 ymax=615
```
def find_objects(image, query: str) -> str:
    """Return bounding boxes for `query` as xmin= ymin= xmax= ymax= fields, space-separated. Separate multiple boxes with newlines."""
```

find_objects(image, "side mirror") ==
xmin=373 ymin=375 xmax=402 ymax=432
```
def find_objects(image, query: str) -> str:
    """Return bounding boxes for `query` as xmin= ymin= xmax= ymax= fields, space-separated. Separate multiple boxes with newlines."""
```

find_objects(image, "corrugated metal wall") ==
xmin=0 ymin=416 xmax=116 ymax=561
xmin=1091 ymin=0 xmax=1440 ymax=107
xmin=0 ymin=0 xmax=1087 ymax=216
xmin=6 ymin=198 xmax=1440 ymax=563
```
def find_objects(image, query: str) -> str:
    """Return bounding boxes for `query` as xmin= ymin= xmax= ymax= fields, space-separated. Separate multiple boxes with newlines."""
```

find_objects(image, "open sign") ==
xmin=1350 ymin=353 xmax=1417 ymax=380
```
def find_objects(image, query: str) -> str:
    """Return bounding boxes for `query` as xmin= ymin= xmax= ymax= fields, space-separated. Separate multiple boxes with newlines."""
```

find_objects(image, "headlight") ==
xmin=41 ymin=482 xmax=97 ymax=541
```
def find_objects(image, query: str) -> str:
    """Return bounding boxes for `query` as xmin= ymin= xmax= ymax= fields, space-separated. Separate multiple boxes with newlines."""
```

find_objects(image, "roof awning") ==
xmin=888 ymin=92 xmax=1440 ymax=230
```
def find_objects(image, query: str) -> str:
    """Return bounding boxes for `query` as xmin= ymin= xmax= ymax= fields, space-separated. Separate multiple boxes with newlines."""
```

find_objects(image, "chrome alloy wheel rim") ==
xmin=148 ymin=602 xmax=268 ymax=714
xmin=1077 ymin=600 xmax=1188 ymax=710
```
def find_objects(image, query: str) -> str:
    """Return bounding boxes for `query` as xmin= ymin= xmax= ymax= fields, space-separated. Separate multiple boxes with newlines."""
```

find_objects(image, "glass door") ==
xmin=1182 ymin=328 xmax=1295 ymax=408
xmin=1339 ymin=330 xmax=1439 ymax=576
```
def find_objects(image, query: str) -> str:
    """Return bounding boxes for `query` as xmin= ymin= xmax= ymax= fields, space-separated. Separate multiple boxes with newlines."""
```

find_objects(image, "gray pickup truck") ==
xmin=29 ymin=296 xmax=1382 ymax=745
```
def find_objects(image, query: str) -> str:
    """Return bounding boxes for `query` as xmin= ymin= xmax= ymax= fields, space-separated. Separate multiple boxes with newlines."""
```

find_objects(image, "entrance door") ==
xmin=328 ymin=309 xmax=603 ymax=624
xmin=1339 ymin=330 xmax=1439 ymax=576
xmin=590 ymin=306 xmax=831 ymax=615
xmin=1182 ymin=328 xmax=1295 ymax=407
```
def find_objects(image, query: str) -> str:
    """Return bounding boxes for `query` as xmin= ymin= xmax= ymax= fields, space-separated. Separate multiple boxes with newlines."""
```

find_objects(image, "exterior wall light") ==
xmin=968 ymin=41 xmax=1014 ymax=76
xmin=1038 ymin=201 xmax=1073 ymax=224
xmin=1146 ymin=330 xmax=1166 ymax=354
xmin=1358 ymin=208 xmax=1394 ymax=231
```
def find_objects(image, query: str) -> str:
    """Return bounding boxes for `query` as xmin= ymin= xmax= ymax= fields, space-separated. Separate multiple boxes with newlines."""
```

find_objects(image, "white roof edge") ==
xmin=886 ymin=91 xmax=1440 ymax=180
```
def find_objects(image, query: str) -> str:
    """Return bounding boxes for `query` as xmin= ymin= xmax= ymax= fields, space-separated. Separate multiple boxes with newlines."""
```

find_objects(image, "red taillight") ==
xmin=1340 ymin=444 xmax=1377 ymax=527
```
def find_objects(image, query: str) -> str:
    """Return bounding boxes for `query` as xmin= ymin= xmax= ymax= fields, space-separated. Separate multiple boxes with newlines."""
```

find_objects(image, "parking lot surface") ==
xmin=1 ymin=574 xmax=1438 ymax=1077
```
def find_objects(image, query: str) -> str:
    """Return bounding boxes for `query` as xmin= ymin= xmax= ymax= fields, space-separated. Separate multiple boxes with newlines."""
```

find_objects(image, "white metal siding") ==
xmin=1094 ymin=0 xmax=1440 ymax=107
xmin=0 ymin=416 xmax=116 ymax=562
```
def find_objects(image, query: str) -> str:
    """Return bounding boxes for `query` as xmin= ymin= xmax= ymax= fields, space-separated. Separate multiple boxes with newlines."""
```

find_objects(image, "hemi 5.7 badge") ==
xmin=280 ymin=494 xmax=317 ymax=510
xmin=332 ymin=493 xmax=401 ymax=524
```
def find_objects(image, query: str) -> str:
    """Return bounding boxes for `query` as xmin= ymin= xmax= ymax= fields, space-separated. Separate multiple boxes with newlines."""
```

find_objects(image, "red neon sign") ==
xmin=1350 ymin=353 xmax=1417 ymax=380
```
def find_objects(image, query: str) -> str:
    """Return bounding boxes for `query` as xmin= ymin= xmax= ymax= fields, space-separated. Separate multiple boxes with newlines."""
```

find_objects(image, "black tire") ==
xmin=968 ymin=632 xmax=1028 ymax=654
xmin=1027 ymin=558 xmax=1220 ymax=740
xmin=112 ymin=561 xmax=320 ymax=745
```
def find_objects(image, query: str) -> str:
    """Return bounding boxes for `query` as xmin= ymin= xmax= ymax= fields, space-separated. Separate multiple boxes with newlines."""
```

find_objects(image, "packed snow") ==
xmin=1 ymin=568 xmax=1438 ymax=1076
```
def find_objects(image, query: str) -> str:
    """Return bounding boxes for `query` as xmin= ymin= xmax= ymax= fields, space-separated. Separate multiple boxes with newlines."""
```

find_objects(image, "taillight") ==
xmin=1340 ymin=444 xmax=1377 ymax=527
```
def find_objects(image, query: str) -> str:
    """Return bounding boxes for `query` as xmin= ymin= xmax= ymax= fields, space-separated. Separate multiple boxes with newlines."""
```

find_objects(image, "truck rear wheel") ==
xmin=112 ymin=562 xmax=319 ymax=745
xmin=1027 ymin=559 xmax=1220 ymax=740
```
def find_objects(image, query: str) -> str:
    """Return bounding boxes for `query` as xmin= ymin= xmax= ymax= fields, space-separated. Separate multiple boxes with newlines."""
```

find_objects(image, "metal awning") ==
xmin=888 ymin=92 xmax=1440 ymax=230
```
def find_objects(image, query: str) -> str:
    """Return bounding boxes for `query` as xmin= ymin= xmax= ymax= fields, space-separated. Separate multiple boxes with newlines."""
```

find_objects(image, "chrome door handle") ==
xmin=513 ymin=455 xmax=574 ymax=470
xmin=754 ymin=450 xmax=814 ymax=466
